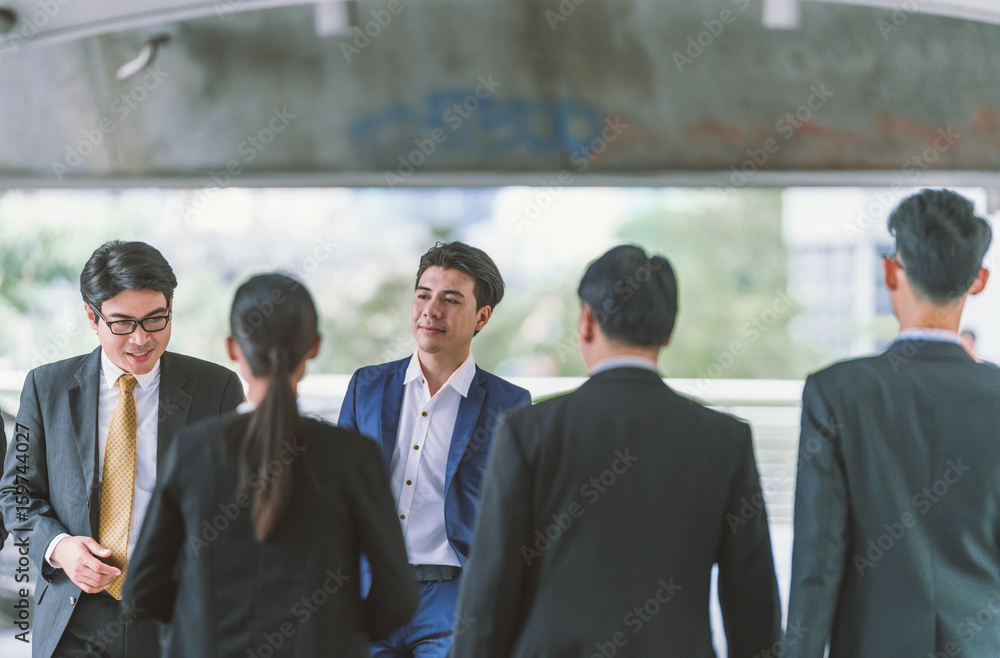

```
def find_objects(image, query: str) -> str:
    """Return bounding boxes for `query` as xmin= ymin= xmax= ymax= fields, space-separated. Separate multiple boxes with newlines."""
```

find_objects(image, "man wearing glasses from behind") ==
xmin=0 ymin=240 xmax=244 ymax=658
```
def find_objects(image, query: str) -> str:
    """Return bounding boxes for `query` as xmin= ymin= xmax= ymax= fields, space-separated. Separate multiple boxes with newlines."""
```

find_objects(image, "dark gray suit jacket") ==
xmin=787 ymin=340 xmax=1000 ymax=657
xmin=0 ymin=411 xmax=6 ymax=548
xmin=453 ymin=367 xmax=781 ymax=658
xmin=0 ymin=347 xmax=244 ymax=658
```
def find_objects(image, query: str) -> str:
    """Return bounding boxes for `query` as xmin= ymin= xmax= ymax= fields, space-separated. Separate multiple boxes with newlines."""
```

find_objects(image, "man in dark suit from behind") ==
xmin=787 ymin=190 xmax=1000 ymax=658
xmin=454 ymin=245 xmax=781 ymax=657
xmin=786 ymin=189 xmax=1000 ymax=657
xmin=0 ymin=241 xmax=244 ymax=658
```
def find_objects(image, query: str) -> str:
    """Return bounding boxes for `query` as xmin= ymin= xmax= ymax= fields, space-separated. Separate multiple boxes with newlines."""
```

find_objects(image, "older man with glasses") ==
xmin=0 ymin=240 xmax=244 ymax=658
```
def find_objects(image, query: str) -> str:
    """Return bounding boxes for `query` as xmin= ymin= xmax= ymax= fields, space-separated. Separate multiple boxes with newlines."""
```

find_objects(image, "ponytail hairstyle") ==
xmin=228 ymin=273 xmax=318 ymax=540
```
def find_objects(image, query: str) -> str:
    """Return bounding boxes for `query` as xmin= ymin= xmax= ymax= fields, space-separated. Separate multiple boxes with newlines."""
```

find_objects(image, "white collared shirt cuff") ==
xmin=45 ymin=533 xmax=70 ymax=568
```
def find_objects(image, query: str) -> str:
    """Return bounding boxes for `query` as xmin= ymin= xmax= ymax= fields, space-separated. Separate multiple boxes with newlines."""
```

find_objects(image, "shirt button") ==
xmin=413 ymin=445 xmax=419 ymax=450
xmin=400 ymin=514 xmax=406 ymax=520
xmin=421 ymin=411 xmax=428 ymax=417
xmin=406 ymin=479 xmax=413 ymax=486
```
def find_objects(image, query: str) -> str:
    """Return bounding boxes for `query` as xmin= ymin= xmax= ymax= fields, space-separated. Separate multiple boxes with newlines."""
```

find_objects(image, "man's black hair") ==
xmin=80 ymin=240 xmax=177 ymax=310
xmin=577 ymin=244 xmax=678 ymax=347
xmin=415 ymin=241 xmax=505 ymax=311
xmin=888 ymin=189 xmax=992 ymax=303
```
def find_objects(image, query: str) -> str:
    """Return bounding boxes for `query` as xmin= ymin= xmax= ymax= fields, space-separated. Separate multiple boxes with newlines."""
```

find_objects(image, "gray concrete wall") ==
xmin=1 ymin=0 xmax=998 ymax=185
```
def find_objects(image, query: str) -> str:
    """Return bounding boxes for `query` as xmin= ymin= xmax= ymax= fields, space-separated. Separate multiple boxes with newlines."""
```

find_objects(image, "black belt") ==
xmin=412 ymin=564 xmax=461 ymax=582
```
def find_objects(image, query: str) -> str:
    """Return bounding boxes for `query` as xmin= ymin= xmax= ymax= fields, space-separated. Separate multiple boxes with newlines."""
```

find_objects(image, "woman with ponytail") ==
xmin=125 ymin=273 xmax=417 ymax=657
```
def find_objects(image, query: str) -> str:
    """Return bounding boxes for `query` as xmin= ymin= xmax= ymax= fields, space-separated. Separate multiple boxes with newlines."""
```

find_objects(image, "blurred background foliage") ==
xmin=0 ymin=187 xmax=826 ymax=382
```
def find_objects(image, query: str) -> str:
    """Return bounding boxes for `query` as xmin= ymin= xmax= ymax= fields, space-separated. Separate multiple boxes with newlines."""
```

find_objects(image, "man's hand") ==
xmin=51 ymin=536 xmax=120 ymax=593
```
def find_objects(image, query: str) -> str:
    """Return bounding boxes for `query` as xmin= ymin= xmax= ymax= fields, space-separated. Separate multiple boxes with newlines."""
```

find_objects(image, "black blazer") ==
xmin=124 ymin=414 xmax=418 ymax=658
xmin=0 ymin=347 xmax=244 ymax=658
xmin=787 ymin=340 xmax=1000 ymax=657
xmin=453 ymin=367 xmax=781 ymax=657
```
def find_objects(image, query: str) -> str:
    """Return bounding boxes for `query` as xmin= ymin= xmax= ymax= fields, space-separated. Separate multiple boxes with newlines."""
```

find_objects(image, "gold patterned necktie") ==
xmin=98 ymin=373 xmax=138 ymax=600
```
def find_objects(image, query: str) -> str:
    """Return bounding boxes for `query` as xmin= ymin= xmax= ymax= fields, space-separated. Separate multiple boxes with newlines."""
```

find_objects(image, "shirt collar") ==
xmin=100 ymin=349 xmax=160 ymax=391
xmin=405 ymin=353 xmax=477 ymax=398
xmin=590 ymin=355 xmax=659 ymax=376
xmin=894 ymin=328 xmax=961 ymax=345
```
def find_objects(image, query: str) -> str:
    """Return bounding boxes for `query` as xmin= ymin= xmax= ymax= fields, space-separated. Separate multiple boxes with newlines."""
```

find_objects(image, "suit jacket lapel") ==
xmin=445 ymin=367 xmax=487 ymax=490
xmin=157 ymin=352 xmax=192 ymax=473
xmin=378 ymin=361 xmax=406 ymax=471
xmin=71 ymin=348 xmax=102 ymax=500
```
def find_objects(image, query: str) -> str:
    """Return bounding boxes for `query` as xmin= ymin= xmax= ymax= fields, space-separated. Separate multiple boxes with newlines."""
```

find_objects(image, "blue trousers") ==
xmin=371 ymin=578 xmax=460 ymax=657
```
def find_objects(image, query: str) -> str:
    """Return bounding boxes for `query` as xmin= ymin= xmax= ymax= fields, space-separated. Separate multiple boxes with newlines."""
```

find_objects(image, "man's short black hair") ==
xmin=415 ymin=241 xmax=505 ymax=310
xmin=888 ymin=189 xmax=992 ymax=303
xmin=578 ymin=245 xmax=678 ymax=347
xmin=80 ymin=240 xmax=178 ymax=310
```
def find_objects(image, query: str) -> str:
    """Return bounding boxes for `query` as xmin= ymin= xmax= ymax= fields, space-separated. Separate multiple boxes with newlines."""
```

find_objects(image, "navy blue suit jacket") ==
xmin=338 ymin=357 xmax=530 ymax=565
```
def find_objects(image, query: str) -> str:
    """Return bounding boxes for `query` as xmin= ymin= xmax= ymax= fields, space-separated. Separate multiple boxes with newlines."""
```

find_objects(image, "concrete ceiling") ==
xmin=0 ymin=0 xmax=998 ymax=188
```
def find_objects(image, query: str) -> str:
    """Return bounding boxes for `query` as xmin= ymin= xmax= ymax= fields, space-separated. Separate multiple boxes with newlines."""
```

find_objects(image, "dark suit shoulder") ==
xmin=171 ymin=414 xmax=382 ymax=469
xmin=348 ymin=358 xmax=409 ymax=393
xmin=811 ymin=341 xmax=987 ymax=380
xmin=180 ymin=414 xmax=377 ymax=451
xmin=354 ymin=358 xmax=408 ymax=378
xmin=161 ymin=351 xmax=239 ymax=382
xmin=677 ymin=391 xmax=751 ymax=435
xmin=810 ymin=351 xmax=885 ymax=379
xmin=28 ymin=349 xmax=98 ymax=385
xmin=507 ymin=369 xmax=749 ymax=446
xmin=476 ymin=367 xmax=530 ymax=402
xmin=299 ymin=416 xmax=382 ymax=454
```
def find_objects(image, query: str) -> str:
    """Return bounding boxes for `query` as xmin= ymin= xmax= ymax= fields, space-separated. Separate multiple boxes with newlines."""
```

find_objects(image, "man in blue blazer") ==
xmin=339 ymin=241 xmax=530 ymax=658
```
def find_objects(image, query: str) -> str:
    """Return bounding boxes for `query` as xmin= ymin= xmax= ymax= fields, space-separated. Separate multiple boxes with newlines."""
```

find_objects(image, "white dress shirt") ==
xmin=388 ymin=353 xmax=476 ymax=566
xmin=895 ymin=328 xmax=961 ymax=344
xmin=45 ymin=350 xmax=160 ymax=566
xmin=589 ymin=354 xmax=660 ymax=375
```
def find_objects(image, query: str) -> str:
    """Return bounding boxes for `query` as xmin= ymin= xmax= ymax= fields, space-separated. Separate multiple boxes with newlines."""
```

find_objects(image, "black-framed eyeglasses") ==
xmin=89 ymin=303 xmax=172 ymax=335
